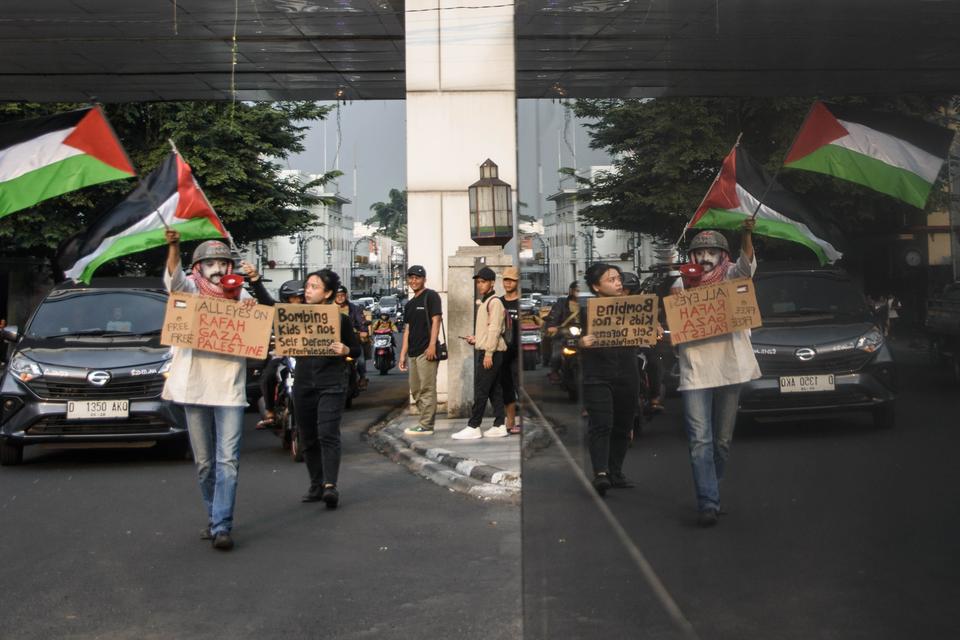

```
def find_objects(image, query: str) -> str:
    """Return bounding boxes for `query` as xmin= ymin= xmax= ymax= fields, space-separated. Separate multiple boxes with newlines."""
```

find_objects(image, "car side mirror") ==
xmin=1 ymin=325 xmax=18 ymax=342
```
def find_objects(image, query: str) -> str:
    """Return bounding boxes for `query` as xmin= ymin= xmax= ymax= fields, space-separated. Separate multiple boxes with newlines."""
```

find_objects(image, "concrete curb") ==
xmin=367 ymin=417 xmax=521 ymax=505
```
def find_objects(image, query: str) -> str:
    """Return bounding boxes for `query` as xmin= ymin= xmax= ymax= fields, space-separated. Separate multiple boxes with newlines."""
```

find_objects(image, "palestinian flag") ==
xmin=0 ymin=107 xmax=135 ymax=218
xmin=688 ymin=145 xmax=843 ymax=265
xmin=58 ymin=151 xmax=227 ymax=284
xmin=784 ymin=101 xmax=954 ymax=209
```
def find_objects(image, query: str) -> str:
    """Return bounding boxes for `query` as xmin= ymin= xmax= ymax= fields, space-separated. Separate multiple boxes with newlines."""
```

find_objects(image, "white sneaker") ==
xmin=483 ymin=425 xmax=509 ymax=439
xmin=451 ymin=426 xmax=483 ymax=440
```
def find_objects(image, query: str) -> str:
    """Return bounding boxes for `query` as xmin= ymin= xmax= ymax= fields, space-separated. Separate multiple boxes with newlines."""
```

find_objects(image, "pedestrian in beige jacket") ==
xmin=453 ymin=266 xmax=509 ymax=440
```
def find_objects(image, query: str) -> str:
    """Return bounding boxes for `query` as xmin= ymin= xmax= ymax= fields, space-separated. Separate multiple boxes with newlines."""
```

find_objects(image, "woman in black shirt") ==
xmin=294 ymin=269 xmax=362 ymax=508
xmin=580 ymin=263 xmax=640 ymax=496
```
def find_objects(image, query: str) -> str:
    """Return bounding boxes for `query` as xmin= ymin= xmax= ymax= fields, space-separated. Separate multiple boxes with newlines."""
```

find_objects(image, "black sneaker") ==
xmin=610 ymin=473 xmax=635 ymax=489
xmin=212 ymin=531 xmax=234 ymax=550
xmin=301 ymin=486 xmax=323 ymax=502
xmin=321 ymin=484 xmax=339 ymax=510
xmin=698 ymin=509 xmax=719 ymax=528
xmin=592 ymin=473 xmax=612 ymax=497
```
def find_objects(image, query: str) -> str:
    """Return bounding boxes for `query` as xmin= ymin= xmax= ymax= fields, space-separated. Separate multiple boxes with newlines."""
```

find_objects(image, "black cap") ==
xmin=473 ymin=266 xmax=497 ymax=281
xmin=406 ymin=265 xmax=426 ymax=277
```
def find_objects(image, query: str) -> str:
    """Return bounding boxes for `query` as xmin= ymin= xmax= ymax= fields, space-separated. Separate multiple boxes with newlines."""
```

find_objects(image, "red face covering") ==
xmin=188 ymin=262 xmax=239 ymax=299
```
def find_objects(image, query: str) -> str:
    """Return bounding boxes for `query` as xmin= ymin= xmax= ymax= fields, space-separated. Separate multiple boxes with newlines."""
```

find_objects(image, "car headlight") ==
xmin=159 ymin=359 xmax=173 ymax=378
xmin=856 ymin=328 xmax=884 ymax=353
xmin=10 ymin=354 xmax=43 ymax=382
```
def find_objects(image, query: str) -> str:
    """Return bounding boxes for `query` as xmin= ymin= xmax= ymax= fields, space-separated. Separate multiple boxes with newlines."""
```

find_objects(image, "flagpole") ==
xmin=169 ymin=138 xmax=238 ymax=252
xmin=673 ymin=132 xmax=743 ymax=251
xmin=751 ymin=99 xmax=818 ymax=220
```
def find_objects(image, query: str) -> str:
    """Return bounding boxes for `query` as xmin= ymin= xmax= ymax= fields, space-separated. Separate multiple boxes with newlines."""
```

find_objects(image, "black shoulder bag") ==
xmin=424 ymin=290 xmax=448 ymax=361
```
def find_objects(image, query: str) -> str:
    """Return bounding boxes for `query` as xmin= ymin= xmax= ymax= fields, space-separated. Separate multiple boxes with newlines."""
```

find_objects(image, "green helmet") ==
xmin=688 ymin=230 xmax=730 ymax=254
xmin=190 ymin=240 xmax=233 ymax=268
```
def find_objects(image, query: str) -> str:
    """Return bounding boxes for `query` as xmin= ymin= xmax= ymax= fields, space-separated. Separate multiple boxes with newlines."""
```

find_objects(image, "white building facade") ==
xmin=242 ymin=170 xmax=353 ymax=298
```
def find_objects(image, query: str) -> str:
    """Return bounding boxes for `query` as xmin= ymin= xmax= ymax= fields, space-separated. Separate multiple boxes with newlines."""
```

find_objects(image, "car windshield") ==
xmin=27 ymin=290 xmax=168 ymax=339
xmin=756 ymin=274 xmax=870 ymax=319
xmin=379 ymin=296 xmax=397 ymax=307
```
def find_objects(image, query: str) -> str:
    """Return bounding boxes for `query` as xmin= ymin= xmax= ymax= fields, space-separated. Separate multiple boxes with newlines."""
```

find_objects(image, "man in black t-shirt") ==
xmin=500 ymin=266 xmax=521 ymax=434
xmin=398 ymin=265 xmax=443 ymax=435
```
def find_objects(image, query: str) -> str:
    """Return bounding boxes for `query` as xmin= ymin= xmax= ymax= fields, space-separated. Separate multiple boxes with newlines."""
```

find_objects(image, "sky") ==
xmin=285 ymin=100 xmax=611 ymax=225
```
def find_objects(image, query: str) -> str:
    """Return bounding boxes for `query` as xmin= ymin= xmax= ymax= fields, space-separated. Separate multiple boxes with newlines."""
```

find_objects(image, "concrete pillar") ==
xmin=405 ymin=0 xmax=516 ymax=406
xmin=446 ymin=247 xmax=513 ymax=417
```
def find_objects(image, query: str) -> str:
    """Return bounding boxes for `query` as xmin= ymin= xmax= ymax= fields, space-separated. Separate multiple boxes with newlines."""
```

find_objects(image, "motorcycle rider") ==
xmin=335 ymin=286 xmax=370 ymax=391
xmin=370 ymin=311 xmax=399 ymax=336
xmin=545 ymin=281 xmax=581 ymax=384
xmin=236 ymin=272 xmax=305 ymax=430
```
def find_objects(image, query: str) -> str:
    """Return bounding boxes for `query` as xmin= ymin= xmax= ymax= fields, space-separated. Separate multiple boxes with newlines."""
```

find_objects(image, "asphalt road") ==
xmin=0 ymin=369 xmax=521 ymax=640
xmin=521 ymin=338 xmax=960 ymax=640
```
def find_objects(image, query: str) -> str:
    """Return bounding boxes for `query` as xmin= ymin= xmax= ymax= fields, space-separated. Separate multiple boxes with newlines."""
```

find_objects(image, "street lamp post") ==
xmin=531 ymin=234 xmax=550 ymax=292
xmin=290 ymin=232 xmax=332 ymax=279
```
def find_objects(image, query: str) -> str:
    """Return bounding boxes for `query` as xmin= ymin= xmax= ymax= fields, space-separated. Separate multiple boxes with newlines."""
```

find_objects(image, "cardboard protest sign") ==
xmin=664 ymin=277 xmax=762 ymax=345
xmin=586 ymin=294 xmax=659 ymax=347
xmin=272 ymin=303 xmax=341 ymax=356
xmin=161 ymin=291 xmax=274 ymax=358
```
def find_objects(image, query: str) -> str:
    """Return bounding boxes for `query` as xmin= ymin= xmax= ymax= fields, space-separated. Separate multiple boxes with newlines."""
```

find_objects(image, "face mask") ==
xmin=199 ymin=259 xmax=231 ymax=284
xmin=692 ymin=248 xmax=722 ymax=273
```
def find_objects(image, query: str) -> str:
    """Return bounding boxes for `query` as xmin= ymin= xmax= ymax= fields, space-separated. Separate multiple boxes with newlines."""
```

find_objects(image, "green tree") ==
xmin=569 ymin=96 xmax=951 ymax=246
xmin=368 ymin=188 xmax=407 ymax=243
xmin=0 ymin=101 xmax=336 ymax=272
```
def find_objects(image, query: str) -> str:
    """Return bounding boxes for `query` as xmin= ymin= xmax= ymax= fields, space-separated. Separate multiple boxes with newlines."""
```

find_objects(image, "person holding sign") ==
xmin=578 ymin=263 xmax=641 ymax=496
xmin=163 ymin=229 xmax=255 ymax=552
xmin=294 ymin=269 xmax=362 ymax=508
xmin=671 ymin=219 xmax=760 ymax=528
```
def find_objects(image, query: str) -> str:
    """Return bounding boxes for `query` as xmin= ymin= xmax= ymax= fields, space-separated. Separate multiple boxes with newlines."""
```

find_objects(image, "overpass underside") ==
xmin=2 ymin=1 xmax=959 ymax=102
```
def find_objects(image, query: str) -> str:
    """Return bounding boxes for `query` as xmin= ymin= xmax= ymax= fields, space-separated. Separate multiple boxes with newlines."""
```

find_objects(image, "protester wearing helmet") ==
xmin=335 ymin=286 xmax=370 ymax=390
xmin=670 ymin=218 xmax=760 ymax=528
xmin=163 ymin=229 xmax=254 ymax=551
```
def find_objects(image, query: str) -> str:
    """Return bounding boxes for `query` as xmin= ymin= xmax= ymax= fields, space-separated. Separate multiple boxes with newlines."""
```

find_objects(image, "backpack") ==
xmin=490 ymin=297 xmax=515 ymax=348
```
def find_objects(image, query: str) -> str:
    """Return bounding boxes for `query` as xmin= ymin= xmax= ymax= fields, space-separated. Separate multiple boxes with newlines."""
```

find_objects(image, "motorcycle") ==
xmin=559 ymin=324 xmax=582 ymax=401
xmin=373 ymin=328 xmax=396 ymax=375
xmin=520 ymin=321 xmax=541 ymax=370
xmin=258 ymin=356 xmax=303 ymax=462
xmin=344 ymin=355 xmax=360 ymax=409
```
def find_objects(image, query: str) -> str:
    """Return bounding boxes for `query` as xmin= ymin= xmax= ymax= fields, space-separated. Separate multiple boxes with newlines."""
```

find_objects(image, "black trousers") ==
xmin=293 ymin=386 xmax=346 ymax=487
xmin=583 ymin=378 xmax=639 ymax=477
xmin=500 ymin=348 xmax=518 ymax=405
xmin=468 ymin=351 xmax=506 ymax=428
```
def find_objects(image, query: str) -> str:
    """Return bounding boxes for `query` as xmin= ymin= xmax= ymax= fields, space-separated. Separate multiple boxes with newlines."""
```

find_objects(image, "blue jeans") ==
xmin=182 ymin=404 xmax=245 ymax=534
xmin=681 ymin=384 xmax=741 ymax=512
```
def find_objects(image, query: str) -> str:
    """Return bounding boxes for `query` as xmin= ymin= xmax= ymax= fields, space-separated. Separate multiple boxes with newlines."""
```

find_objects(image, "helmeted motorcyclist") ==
xmin=335 ymin=286 xmax=370 ymax=390
xmin=370 ymin=311 xmax=399 ymax=335
xmin=236 ymin=269 xmax=305 ymax=429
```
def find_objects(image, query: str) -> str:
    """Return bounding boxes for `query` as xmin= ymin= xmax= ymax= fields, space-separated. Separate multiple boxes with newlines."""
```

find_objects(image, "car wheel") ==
xmin=0 ymin=440 xmax=24 ymax=466
xmin=873 ymin=403 xmax=896 ymax=429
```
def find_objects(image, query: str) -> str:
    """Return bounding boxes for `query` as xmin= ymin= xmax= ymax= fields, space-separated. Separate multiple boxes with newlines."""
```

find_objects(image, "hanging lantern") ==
xmin=468 ymin=159 xmax=513 ymax=247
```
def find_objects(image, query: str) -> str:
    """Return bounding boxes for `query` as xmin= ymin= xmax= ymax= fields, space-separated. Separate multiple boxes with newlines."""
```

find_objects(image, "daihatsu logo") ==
xmin=795 ymin=348 xmax=816 ymax=361
xmin=87 ymin=370 xmax=111 ymax=386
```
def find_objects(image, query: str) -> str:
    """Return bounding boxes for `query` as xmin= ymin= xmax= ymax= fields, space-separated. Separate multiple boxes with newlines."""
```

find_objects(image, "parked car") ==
xmin=0 ymin=278 xmax=189 ymax=465
xmin=925 ymin=281 xmax=960 ymax=384
xmin=739 ymin=267 xmax=897 ymax=428
xmin=374 ymin=295 xmax=400 ymax=320
xmin=356 ymin=296 xmax=375 ymax=312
